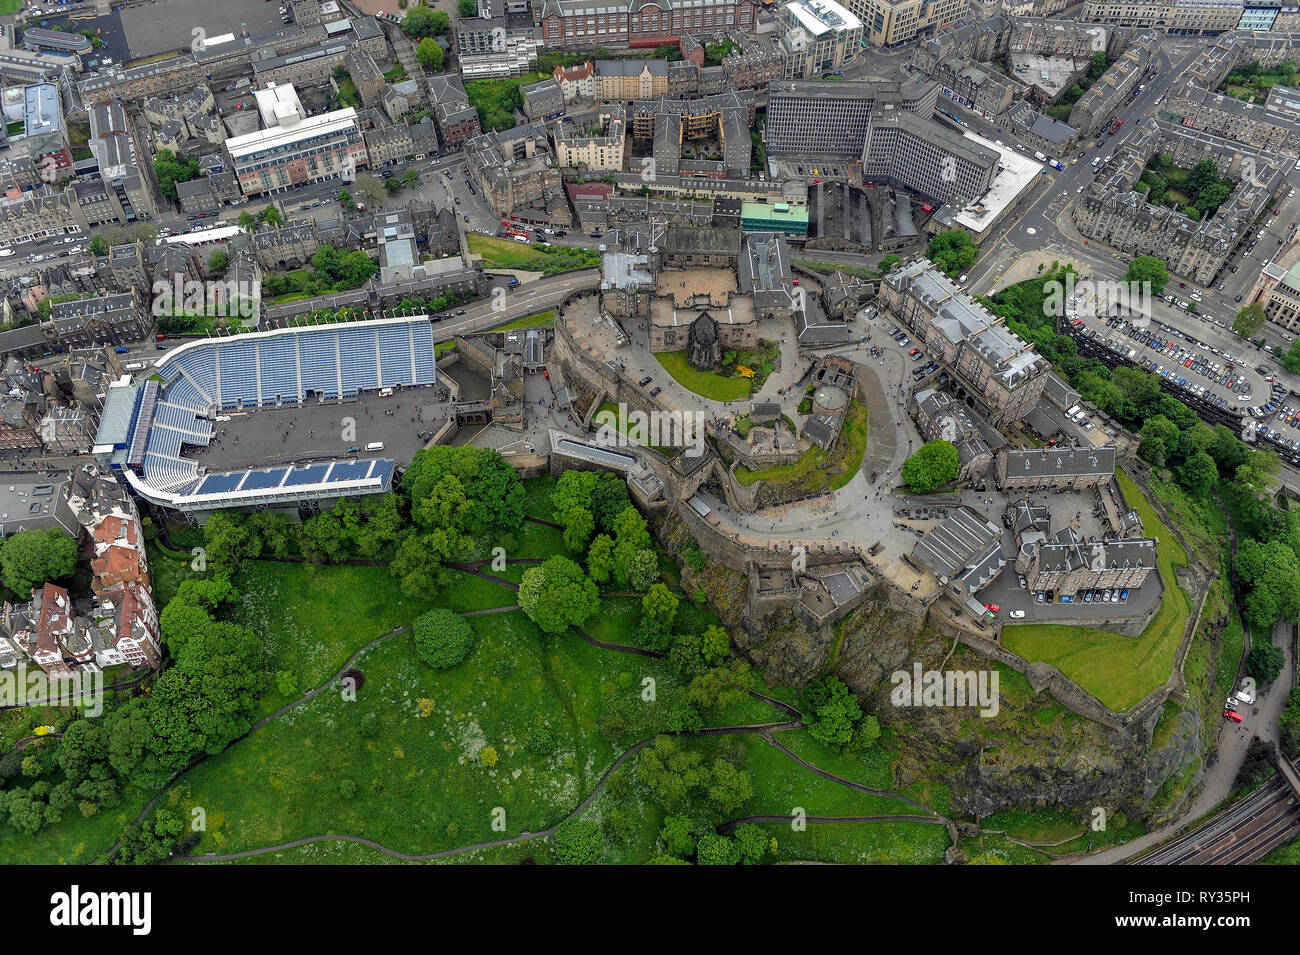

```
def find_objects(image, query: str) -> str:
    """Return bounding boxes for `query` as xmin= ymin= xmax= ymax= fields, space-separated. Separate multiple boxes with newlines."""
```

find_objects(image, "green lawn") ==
xmin=753 ymin=819 xmax=948 ymax=864
xmin=1001 ymin=470 xmax=1193 ymax=711
xmin=736 ymin=400 xmax=867 ymax=490
xmin=467 ymin=235 xmax=600 ymax=275
xmin=158 ymin=606 xmax=756 ymax=858
xmin=654 ymin=351 xmax=752 ymax=401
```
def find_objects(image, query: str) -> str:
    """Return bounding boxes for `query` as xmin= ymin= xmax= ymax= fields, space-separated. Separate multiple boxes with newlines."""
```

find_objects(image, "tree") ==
xmin=385 ymin=176 xmax=402 ymax=194
xmin=1138 ymin=414 xmax=1180 ymax=468
xmin=627 ymin=548 xmax=659 ymax=591
xmin=151 ymin=149 xmax=200 ymax=202
xmin=696 ymin=832 xmax=740 ymax=865
xmin=518 ymin=555 xmax=600 ymax=633
xmin=457 ymin=0 xmax=478 ymax=17
xmin=561 ymin=506 xmax=595 ymax=553
xmin=416 ymin=36 xmax=444 ymax=72
xmin=206 ymin=250 xmax=229 ymax=274
xmin=925 ymin=230 xmax=976 ymax=278
xmin=1178 ymin=449 xmax=1219 ymax=494
xmin=1283 ymin=338 xmax=1300 ymax=375
xmin=586 ymin=534 xmax=615 ymax=585
xmin=640 ymin=583 xmax=679 ymax=633
xmin=0 ymin=529 xmax=78 ymax=597
xmin=900 ymin=440 xmax=959 ymax=493
xmin=413 ymin=609 xmax=475 ymax=669
xmin=401 ymin=168 xmax=421 ymax=188
xmin=660 ymin=814 xmax=700 ymax=857
xmin=802 ymin=676 xmax=863 ymax=749
xmin=238 ymin=211 xmax=256 ymax=234
xmin=1233 ymin=302 xmax=1267 ymax=339
xmin=1247 ymin=643 xmax=1286 ymax=684
xmin=880 ymin=253 xmax=901 ymax=273
xmin=733 ymin=823 xmax=769 ymax=864
xmin=553 ymin=819 xmax=603 ymax=864
xmin=706 ymin=758 xmax=753 ymax=811
xmin=88 ymin=234 xmax=109 ymax=257
xmin=700 ymin=625 xmax=730 ymax=666
xmin=1125 ymin=255 xmax=1168 ymax=296
xmin=337 ymin=189 xmax=356 ymax=213
xmin=353 ymin=172 xmax=387 ymax=209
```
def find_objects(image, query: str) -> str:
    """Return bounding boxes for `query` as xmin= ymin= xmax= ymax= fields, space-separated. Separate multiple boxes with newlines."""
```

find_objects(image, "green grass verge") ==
xmin=493 ymin=310 xmax=555 ymax=331
xmin=1001 ymin=470 xmax=1193 ymax=711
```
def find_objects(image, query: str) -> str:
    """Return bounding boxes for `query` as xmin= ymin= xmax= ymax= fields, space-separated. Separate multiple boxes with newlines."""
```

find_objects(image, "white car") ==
xmin=0 ymin=248 xmax=12 ymax=257
xmin=1009 ymin=610 xmax=1026 ymax=619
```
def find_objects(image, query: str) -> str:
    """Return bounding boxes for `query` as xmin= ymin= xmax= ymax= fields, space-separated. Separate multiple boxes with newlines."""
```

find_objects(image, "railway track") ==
xmin=1138 ymin=776 xmax=1300 ymax=865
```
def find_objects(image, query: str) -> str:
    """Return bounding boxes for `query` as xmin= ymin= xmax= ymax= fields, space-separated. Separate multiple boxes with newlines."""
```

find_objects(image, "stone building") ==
xmin=995 ymin=446 xmax=1117 ymax=491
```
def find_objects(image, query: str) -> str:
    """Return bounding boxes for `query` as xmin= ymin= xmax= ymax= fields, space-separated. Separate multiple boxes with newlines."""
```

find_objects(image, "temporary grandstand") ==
xmin=92 ymin=317 xmax=437 ymax=515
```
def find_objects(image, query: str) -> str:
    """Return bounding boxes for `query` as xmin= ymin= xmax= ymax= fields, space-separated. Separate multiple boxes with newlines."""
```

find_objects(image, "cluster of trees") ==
xmin=900 ymin=440 xmax=959 ymax=494
xmin=0 ymin=577 xmax=264 ymax=845
xmin=202 ymin=447 xmax=526 ymax=605
xmin=550 ymin=469 xmax=659 ymax=591
xmin=88 ymin=223 xmax=160 ymax=257
xmin=261 ymin=247 xmax=379 ymax=298
xmin=703 ymin=40 xmax=734 ymax=67
xmin=466 ymin=76 xmax=527 ymax=133
xmin=402 ymin=3 xmax=450 ymax=39
xmin=0 ymin=528 xmax=78 ymax=599
xmin=926 ymin=230 xmax=977 ymax=279
xmin=1139 ymin=157 xmax=1231 ymax=219
xmin=152 ymin=149 xmax=201 ymax=202
xmin=1281 ymin=687 xmax=1300 ymax=758
xmin=637 ymin=736 xmax=753 ymax=814
xmin=1223 ymin=58 xmax=1299 ymax=96
xmin=654 ymin=816 xmax=772 ymax=865
xmin=385 ymin=168 xmax=424 ymax=195
xmin=237 ymin=205 xmax=284 ymax=235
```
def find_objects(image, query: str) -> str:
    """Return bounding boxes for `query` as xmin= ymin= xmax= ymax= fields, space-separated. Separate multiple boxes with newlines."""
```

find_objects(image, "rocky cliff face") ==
xmin=661 ymin=511 xmax=1211 ymax=822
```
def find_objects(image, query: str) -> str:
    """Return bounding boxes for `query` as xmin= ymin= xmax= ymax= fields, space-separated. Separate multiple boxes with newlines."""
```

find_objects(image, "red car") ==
xmin=908 ymin=348 xmax=920 ymax=356
xmin=984 ymin=603 xmax=1000 ymax=613
xmin=1224 ymin=709 xmax=1243 ymax=723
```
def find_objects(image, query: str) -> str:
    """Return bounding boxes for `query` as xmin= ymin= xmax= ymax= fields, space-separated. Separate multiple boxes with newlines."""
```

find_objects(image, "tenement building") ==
xmin=880 ymin=258 xmax=1051 ymax=427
